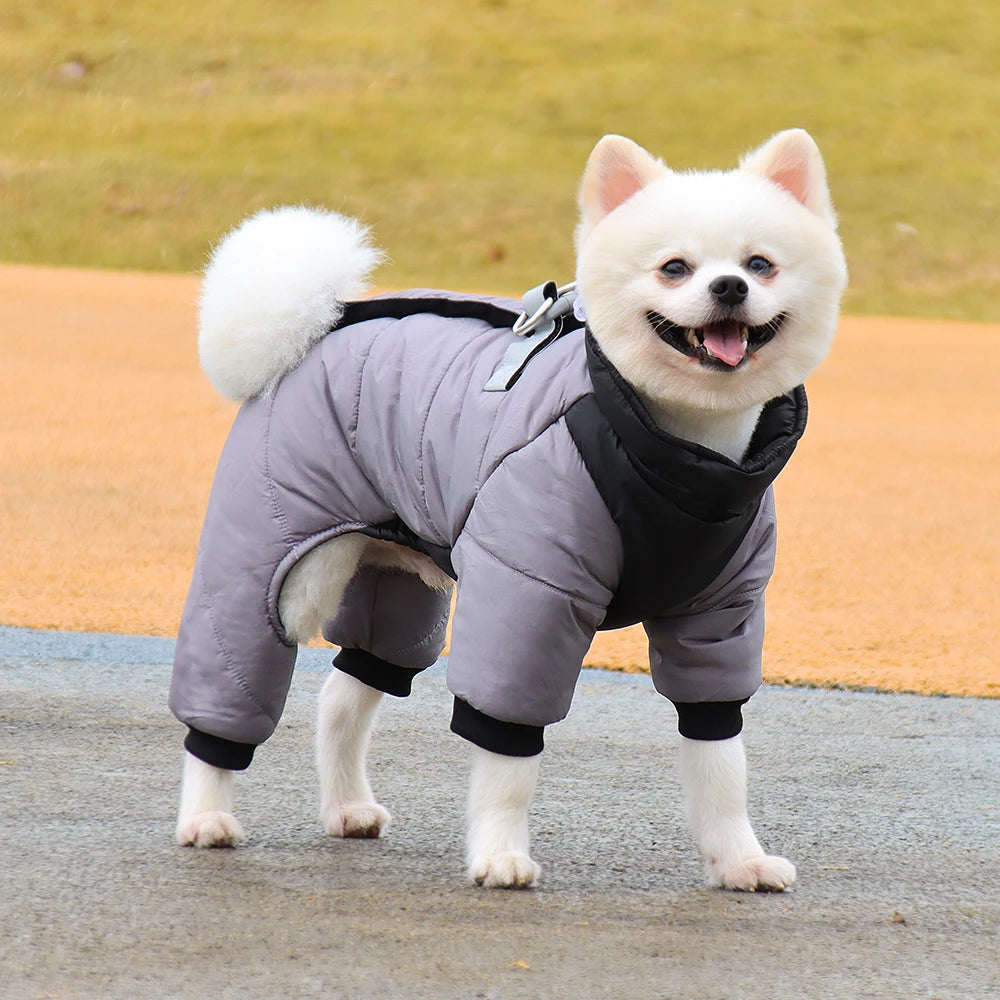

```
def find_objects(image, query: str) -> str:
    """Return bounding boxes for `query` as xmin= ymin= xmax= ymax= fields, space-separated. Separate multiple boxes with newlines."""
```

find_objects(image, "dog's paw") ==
xmin=708 ymin=853 xmax=796 ymax=892
xmin=469 ymin=851 xmax=541 ymax=889
xmin=323 ymin=801 xmax=391 ymax=839
xmin=176 ymin=810 xmax=245 ymax=848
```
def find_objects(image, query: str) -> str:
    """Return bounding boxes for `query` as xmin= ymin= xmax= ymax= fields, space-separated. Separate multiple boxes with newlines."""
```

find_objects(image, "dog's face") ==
xmin=575 ymin=131 xmax=848 ymax=414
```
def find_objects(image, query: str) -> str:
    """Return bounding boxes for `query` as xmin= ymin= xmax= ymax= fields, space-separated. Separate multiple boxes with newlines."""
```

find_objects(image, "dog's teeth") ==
xmin=685 ymin=328 xmax=701 ymax=349
xmin=740 ymin=326 xmax=749 ymax=347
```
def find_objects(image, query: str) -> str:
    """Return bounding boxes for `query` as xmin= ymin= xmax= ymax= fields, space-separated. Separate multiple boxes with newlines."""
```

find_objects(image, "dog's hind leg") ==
xmin=678 ymin=734 xmax=796 ymax=891
xmin=278 ymin=532 xmax=390 ymax=837
xmin=466 ymin=748 xmax=542 ymax=889
xmin=176 ymin=533 xmax=366 ymax=849
xmin=316 ymin=669 xmax=391 ymax=838
xmin=316 ymin=549 xmax=452 ymax=841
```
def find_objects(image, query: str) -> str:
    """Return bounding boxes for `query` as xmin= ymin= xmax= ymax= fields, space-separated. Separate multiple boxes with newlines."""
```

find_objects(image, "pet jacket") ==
xmin=169 ymin=290 xmax=807 ymax=767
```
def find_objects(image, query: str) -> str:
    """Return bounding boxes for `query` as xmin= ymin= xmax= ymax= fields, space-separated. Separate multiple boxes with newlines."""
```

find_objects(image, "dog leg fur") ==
xmin=466 ymin=748 xmax=542 ymax=889
xmin=678 ymin=734 xmax=795 ymax=891
xmin=175 ymin=751 xmax=244 ymax=847
xmin=316 ymin=669 xmax=391 ymax=837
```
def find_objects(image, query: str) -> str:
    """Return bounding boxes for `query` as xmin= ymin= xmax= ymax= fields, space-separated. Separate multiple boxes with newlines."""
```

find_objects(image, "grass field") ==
xmin=1 ymin=0 xmax=999 ymax=319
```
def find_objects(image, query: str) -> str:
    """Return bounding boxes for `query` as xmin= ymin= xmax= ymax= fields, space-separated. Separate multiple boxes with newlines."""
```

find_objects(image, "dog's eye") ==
xmin=660 ymin=259 xmax=691 ymax=279
xmin=746 ymin=255 xmax=775 ymax=276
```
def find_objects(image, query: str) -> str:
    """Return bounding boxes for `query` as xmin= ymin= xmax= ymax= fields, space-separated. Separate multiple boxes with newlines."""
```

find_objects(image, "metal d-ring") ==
xmin=511 ymin=280 xmax=577 ymax=337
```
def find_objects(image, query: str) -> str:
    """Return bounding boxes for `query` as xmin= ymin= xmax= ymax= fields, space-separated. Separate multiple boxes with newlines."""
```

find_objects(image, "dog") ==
xmin=171 ymin=129 xmax=847 ymax=891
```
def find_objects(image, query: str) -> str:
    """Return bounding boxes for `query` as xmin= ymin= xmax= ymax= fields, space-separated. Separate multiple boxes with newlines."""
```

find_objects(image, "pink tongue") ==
xmin=702 ymin=321 xmax=746 ymax=367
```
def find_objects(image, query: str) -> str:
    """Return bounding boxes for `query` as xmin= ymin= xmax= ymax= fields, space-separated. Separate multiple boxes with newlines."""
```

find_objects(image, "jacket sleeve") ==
xmin=642 ymin=489 xmax=777 ymax=705
xmin=446 ymin=419 xmax=622 ymax=728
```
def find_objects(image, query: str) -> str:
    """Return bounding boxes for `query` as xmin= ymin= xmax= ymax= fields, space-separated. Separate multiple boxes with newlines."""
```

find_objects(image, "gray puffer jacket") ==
xmin=169 ymin=291 xmax=806 ymax=766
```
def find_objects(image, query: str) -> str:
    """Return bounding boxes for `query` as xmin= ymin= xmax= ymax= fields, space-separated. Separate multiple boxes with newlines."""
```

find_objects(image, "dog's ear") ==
xmin=578 ymin=135 xmax=666 ymax=232
xmin=740 ymin=129 xmax=837 ymax=227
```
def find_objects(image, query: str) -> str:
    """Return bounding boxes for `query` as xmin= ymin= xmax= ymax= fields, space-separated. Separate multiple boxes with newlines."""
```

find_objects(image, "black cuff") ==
xmin=672 ymin=699 xmax=749 ymax=741
xmin=333 ymin=647 xmax=425 ymax=698
xmin=450 ymin=697 xmax=544 ymax=757
xmin=184 ymin=727 xmax=257 ymax=771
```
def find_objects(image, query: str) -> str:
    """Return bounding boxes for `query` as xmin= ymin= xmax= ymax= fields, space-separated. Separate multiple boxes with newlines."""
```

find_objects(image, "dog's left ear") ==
xmin=740 ymin=129 xmax=837 ymax=227
xmin=578 ymin=135 xmax=666 ymax=238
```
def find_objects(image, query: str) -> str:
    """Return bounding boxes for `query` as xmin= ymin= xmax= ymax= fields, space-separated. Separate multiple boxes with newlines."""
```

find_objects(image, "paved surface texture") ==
xmin=2 ymin=626 xmax=998 ymax=999
xmin=1 ymin=264 xmax=999 ymax=696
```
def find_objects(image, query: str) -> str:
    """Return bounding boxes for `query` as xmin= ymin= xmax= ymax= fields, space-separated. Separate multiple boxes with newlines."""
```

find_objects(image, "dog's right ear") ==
xmin=578 ymin=135 xmax=665 ymax=237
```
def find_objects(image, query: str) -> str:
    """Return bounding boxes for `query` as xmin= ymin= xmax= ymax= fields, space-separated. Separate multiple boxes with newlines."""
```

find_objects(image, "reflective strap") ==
xmin=484 ymin=279 xmax=578 ymax=392
xmin=484 ymin=323 xmax=563 ymax=391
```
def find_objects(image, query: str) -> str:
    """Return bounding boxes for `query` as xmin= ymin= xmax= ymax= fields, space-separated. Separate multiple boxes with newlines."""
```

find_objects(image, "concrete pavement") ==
xmin=1 ymin=625 xmax=998 ymax=999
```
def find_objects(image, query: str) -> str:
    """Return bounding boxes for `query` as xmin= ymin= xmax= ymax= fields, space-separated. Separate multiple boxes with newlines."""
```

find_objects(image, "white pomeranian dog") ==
xmin=172 ymin=129 xmax=846 ymax=892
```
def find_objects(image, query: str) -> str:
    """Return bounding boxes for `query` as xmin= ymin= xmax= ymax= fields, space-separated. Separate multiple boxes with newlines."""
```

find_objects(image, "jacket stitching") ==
xmin=459 ymin=404 xmax=591 ymax=545
xmin=661 ymin=580 xmax=768 ymax=620
xmin=347 ymin=326 xmax=373 ymax=453
xmin=461 ymin=533 xmax=607 ymax=612
xmin=199 ymin=562 xmax=276 ymax=726
xmin=262 ymin=391 xmax=293 ymax=545
xmin=415 ymin=331 xmax=490 ymax=535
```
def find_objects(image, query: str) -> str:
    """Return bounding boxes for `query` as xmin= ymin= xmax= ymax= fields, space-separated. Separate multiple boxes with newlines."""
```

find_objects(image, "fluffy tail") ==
xmin=198 ymin=206 xmax=384 ymax=401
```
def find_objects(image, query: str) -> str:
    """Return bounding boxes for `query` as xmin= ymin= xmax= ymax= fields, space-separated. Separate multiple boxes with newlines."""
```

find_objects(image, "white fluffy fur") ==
xmin=177 ymin=130 xmax=843 ymax=891
xmin=199 ymin=206 xmax=384 ymax=401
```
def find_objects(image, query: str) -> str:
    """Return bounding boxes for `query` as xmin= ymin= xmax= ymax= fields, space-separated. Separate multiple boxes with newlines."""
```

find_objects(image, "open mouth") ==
xmin=647 ymin=311 xmax=786 ymax=371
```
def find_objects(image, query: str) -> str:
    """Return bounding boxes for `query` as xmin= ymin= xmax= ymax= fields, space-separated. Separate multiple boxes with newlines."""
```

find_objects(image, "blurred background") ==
xmin=2 ymin=0 xmax=998 ymax=319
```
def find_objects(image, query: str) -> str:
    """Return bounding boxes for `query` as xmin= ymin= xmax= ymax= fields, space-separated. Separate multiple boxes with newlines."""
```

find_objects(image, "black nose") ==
xmin=709 ymin=274 xmax=749 ymax=307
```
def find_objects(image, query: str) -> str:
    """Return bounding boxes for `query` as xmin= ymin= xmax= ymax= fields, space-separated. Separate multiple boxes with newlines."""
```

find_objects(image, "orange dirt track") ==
xmin=2 ymin=263 xmax=997 ymax=698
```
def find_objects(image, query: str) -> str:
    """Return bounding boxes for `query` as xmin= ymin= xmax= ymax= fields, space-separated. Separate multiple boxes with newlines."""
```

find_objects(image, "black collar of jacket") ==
xmin=583 ymin=330 xmax=807 ymax=522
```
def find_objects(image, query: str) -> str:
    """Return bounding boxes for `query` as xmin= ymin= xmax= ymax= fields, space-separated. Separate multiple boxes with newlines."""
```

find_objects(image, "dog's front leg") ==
xmin=679 ymin=734 xmax=795 ymax=891
xmin=176 ymin=751 xmax=244 ymax=847
xmin=466 ymin=748 xmax=542 ymax=889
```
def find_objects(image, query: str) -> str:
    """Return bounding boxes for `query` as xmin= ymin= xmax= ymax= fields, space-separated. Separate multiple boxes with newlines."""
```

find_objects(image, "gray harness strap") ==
xmin=484 ymin=280 xmax=580 ymax=391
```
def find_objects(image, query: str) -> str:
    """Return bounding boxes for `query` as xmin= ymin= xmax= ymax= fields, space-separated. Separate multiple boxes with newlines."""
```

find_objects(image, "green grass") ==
xmin=2 ymin=0 xmax=999 ymax=319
